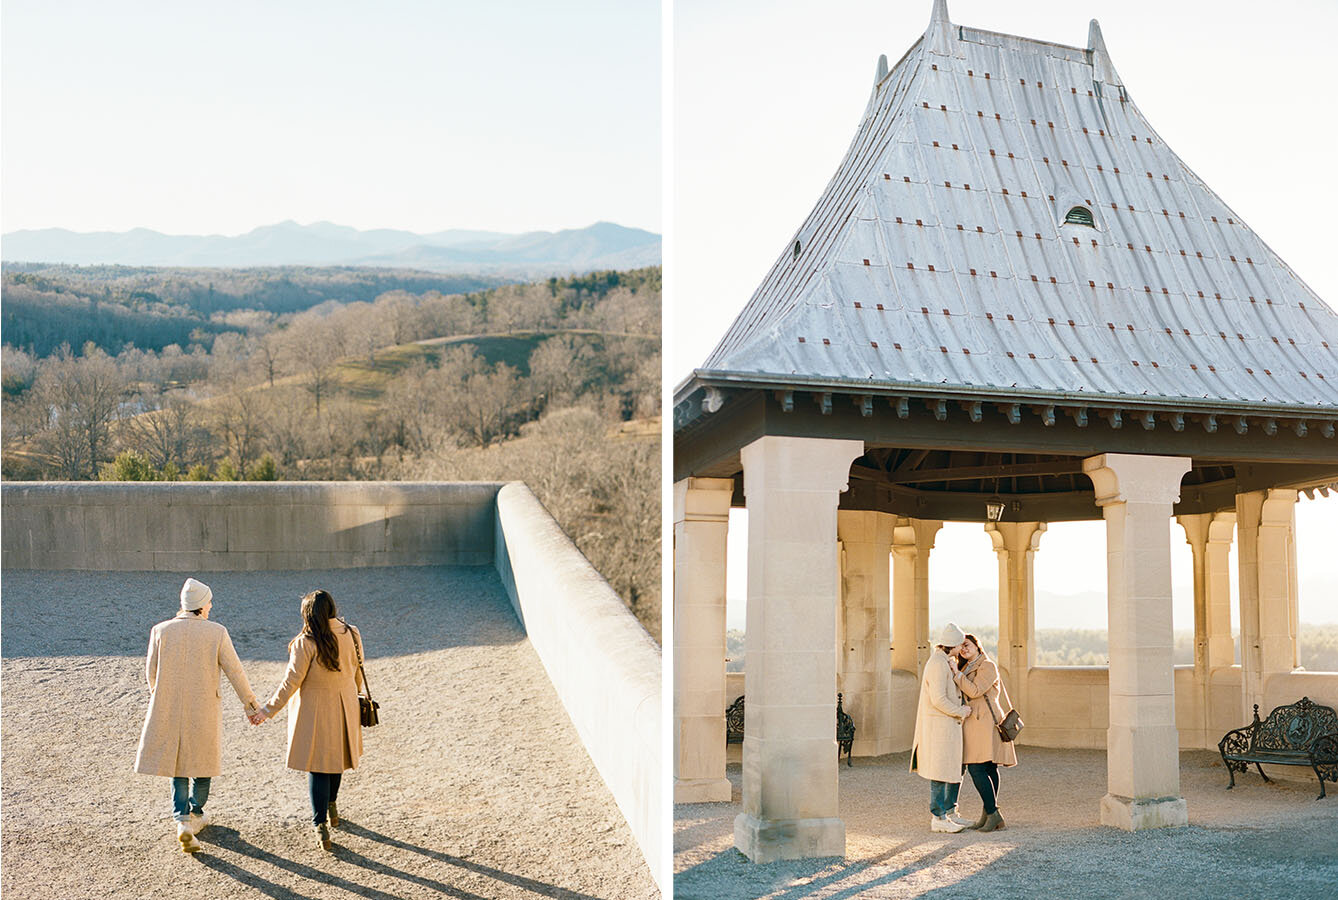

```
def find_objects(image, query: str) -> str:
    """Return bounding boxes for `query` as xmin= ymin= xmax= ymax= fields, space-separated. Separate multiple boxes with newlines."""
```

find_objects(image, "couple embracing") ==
xmin=133 ymin=578 xmax=368 ymax=854
xmin=911 ymin=622 xmax=1019 ymax=834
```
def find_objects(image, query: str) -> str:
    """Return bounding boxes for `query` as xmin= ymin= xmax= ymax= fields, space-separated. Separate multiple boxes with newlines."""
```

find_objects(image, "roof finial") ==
xmin=1087 ymin=19 xmax=1107 ymax=56
xmin=1087 ymin=19 xmax=1120 ymax=85
xmin=875 ymin=53 xmax=889 ymax=84
xmin=927 ymin=0 xmax=953 ymax=56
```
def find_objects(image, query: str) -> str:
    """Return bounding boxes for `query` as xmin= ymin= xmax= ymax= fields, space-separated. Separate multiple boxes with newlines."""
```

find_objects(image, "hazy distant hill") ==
xmin=1 ymin=220 xmax=661 ymax=271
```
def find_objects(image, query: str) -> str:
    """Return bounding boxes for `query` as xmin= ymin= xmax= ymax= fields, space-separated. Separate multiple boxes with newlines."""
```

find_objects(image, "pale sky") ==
xmin=1 ymin=0 xmax=660 ymax=236
xmin=674 ymin=0 xmax=1338 ymax=632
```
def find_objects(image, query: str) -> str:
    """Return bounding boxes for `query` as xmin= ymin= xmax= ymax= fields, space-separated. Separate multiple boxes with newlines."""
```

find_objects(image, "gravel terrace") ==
xmin=1 ymin=567 xmax=656 ymax=900
xmin=675 ymin=748 xmax=1338 ymax=899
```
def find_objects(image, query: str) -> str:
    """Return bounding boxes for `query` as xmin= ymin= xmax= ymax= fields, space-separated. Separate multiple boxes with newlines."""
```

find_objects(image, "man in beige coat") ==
xmin=134 ymin=578 xmax=262 ymax=853
xmin=909 ymin=622 xmax=973 ymax=833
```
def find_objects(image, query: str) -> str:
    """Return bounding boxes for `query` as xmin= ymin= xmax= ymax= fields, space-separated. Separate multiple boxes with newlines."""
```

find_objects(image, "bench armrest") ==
xmin=1218 ymin=725 xmax=1253 ymax=757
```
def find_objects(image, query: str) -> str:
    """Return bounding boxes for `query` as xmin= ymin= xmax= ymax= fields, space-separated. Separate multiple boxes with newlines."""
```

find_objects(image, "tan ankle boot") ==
xmin=978 ymin=810 xmax=1005 ymax=832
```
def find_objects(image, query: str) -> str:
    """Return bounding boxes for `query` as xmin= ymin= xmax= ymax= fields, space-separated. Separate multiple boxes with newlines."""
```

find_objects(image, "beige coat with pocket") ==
xmin=134 ymin=612 xmax=259 ymax=777
xmin=265 ymin=620 xmax=365 ymax=773
xmin=956 ymin=656 xmax=1018 ymax=767
xmin=910 ymin=648 xmax=972 ymax=782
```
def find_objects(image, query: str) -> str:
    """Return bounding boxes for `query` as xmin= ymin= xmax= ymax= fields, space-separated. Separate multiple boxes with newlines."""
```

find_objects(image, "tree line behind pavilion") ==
xmin=0 ymin=266 xmax=662 ymax=641
xmin=726 ymin=626 xmax=1338 ymax=673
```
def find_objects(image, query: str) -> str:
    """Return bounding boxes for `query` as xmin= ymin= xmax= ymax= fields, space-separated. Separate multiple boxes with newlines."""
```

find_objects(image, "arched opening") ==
xmin=927 ymin=522 xmax=1000 ymax=657
xmin=1297 ymin=494 xmax=1338 ymax=672
xmin=1033 ymin=521 xmax=1107 ymax=665
xmin=1064 ymin=206 xmax=1095 ymax=227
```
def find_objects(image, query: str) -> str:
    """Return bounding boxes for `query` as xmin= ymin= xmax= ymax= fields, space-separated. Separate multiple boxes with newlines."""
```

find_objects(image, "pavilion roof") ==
xmin=694 ymin=2 xmax=1338 ymax=417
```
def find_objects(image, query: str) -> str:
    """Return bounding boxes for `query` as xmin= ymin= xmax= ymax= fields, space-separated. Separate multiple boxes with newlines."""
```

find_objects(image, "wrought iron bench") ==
xmin=1218 ymin=697 xmax=1338 ymax=799
xmin=724 ymin=692 xmax=858 ymax=766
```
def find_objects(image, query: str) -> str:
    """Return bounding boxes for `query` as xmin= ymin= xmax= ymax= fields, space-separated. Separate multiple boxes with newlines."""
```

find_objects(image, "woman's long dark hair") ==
xmin=298 ymin=589 xmax=341 ymax=672
xmin=957 ymin=633 xmax=985 ymax=670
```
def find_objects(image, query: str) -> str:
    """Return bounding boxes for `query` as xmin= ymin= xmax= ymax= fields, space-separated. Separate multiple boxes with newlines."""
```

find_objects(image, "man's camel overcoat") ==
xmin=134 ymin=612 xmax=259 ymax=777
xmin=910 ymin=648 xmax=972 ymax=783
xmin=266 ymin=620 xmax=365 ymax=773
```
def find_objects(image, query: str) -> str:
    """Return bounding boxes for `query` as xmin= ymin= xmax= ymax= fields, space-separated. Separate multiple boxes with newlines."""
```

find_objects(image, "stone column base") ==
xmin=1099 ymin=793 xmax=1188 ymax=831
xmin=674 ymin=777 xmax=732 ymax=804
xmin=851 ymin=738 xmax=891 ymax=758
xmin=734 ymin=813 xmax=845 ymax=863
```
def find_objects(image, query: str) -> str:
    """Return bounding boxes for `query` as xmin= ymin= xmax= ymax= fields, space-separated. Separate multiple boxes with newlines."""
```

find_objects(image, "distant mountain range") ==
xmin=0 ymin=220 xmax=661 ymax=272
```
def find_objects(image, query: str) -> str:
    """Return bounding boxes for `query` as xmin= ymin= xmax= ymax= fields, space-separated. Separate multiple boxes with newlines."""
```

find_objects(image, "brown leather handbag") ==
xmin=985 ymin=679 xmax=1022 ymax=742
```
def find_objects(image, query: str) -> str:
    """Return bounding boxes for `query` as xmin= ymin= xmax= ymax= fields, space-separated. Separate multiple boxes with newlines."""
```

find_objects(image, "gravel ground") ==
xmin=1 ymin=567 xmax=656 ymax=900
xmin=675 ymin=748 xmax=1338 ymax=899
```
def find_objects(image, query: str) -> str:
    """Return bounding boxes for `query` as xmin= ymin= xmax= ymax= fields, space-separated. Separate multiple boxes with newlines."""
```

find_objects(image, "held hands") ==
xmin=247 ymin=707 xmax=271 ymax=726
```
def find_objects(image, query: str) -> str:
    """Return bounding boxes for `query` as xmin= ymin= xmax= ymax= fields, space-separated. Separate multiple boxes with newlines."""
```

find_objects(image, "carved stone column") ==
xmin=673 ymin=476 xmax=735 ymax=803
xmin=986 ymin=521 xmax=1045 ymax=724
xmin=735 ymin=435 xmax=863 ymax=863
xmin=890 ymin=517 xmax=941 ymax=678
xmin=1236 ymin=489 xmax=1299 ymax=716
xmin=837 ymin=510 xmax=895 ymax=757
xmin=1084 ymin=452 xmax=1192 ymax=830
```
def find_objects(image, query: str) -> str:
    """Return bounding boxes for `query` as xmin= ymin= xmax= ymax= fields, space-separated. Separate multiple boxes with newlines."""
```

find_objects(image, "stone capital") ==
xmin=1259 ymin=488 xmax=1298 ymax=527
xmin=985 ymin=520 xmax=1046 ymax=554
xmin=1207 ymin=510 xmax=1236 ymax=544
xmin=673 ymin=477 xmax=735 ymax=525
xmin=1083 ymin=453 xmax=1191 ymax=507
xmin=741 ymin=436 xmax=864 ymax=497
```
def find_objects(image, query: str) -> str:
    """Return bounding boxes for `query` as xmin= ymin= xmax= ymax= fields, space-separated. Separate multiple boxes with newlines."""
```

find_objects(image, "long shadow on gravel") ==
xmin=675 ymin=843 xmax=958 ymax=900
xmin=1 ymin=567 xmax=521 ymax=660
xmin=339 ymin=821 xmax=608 ymax=900
xmin=198 ymin=826 xmax=435 ymax=900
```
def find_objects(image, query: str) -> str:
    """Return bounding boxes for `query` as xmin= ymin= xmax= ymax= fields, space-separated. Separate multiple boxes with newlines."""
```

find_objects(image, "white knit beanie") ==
xmin=937 ymin=622 xmax=965 ymax=648
xmin=180 ymin=577 xmax=212 ymax=611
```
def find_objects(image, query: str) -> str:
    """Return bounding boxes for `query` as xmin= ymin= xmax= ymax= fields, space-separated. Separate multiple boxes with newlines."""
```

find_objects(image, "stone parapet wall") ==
xmin=2 ymin=482 xmax=501 ymax=570
xmin=494 ymin=482 xmax=663 ymax=891
xmin=3 ymin=480 xmax=662 ymax=887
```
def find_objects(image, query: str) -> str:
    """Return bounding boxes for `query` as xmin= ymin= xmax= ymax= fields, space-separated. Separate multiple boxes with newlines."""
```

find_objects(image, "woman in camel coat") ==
xmin=952 ymin=633 xmax=1017 ymax=832
xmin=257 ymin=589 xmax=364 ymax=852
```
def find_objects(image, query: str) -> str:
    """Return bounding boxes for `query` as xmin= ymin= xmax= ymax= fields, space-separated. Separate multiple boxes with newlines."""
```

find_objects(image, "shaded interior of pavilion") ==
xmin=673 ymin=438 xmax=1338 ymax=862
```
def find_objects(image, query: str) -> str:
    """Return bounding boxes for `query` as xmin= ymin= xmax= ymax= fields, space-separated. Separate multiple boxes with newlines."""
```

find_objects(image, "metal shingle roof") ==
xmin=700 ymin=5 xmax=1338 ymax=412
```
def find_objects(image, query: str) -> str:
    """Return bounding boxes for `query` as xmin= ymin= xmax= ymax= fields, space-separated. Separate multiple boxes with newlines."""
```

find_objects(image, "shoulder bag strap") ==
xmin=340 ymin=617 xmax=372 ymax=701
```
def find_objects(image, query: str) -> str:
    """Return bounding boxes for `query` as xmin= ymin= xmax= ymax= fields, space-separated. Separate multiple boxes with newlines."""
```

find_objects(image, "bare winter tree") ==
xmin=212 ymin=387 xmax=270 ymax=475
xmin=121 ymin=386 xmax=207 ymax=470
xmin=33 ymin=346 xmax=127 ymax=479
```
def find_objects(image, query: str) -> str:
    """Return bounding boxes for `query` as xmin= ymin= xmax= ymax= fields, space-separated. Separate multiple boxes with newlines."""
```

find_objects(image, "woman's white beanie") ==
xmin=180 ymin=577 xmax=213 ymax=611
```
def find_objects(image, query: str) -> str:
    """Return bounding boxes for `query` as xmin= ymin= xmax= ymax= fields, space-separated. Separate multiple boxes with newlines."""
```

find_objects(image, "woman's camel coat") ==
xmin=265 ymin=620 xmax=365 ymax=774
xmin=956 ymin=656 xmax=1018 ymax=767
xmin=910 ymin=648 xmax=972 ymax=782
xmin=135 ymin=613 xmax=259 ymax=777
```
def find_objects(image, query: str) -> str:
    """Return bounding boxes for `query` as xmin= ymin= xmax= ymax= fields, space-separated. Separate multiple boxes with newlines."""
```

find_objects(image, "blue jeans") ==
xmin=929 ymin=779 xmax=960 ymax=817
xmin=171 ymin=777 xmax=211 ymax=822
xmin=309 ymin=772 xmax=343 ymax=825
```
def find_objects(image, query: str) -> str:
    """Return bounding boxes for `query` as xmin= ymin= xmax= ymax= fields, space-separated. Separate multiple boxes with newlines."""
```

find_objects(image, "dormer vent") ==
xmin=1065 ymin=206 xmax=1095 ymax=227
